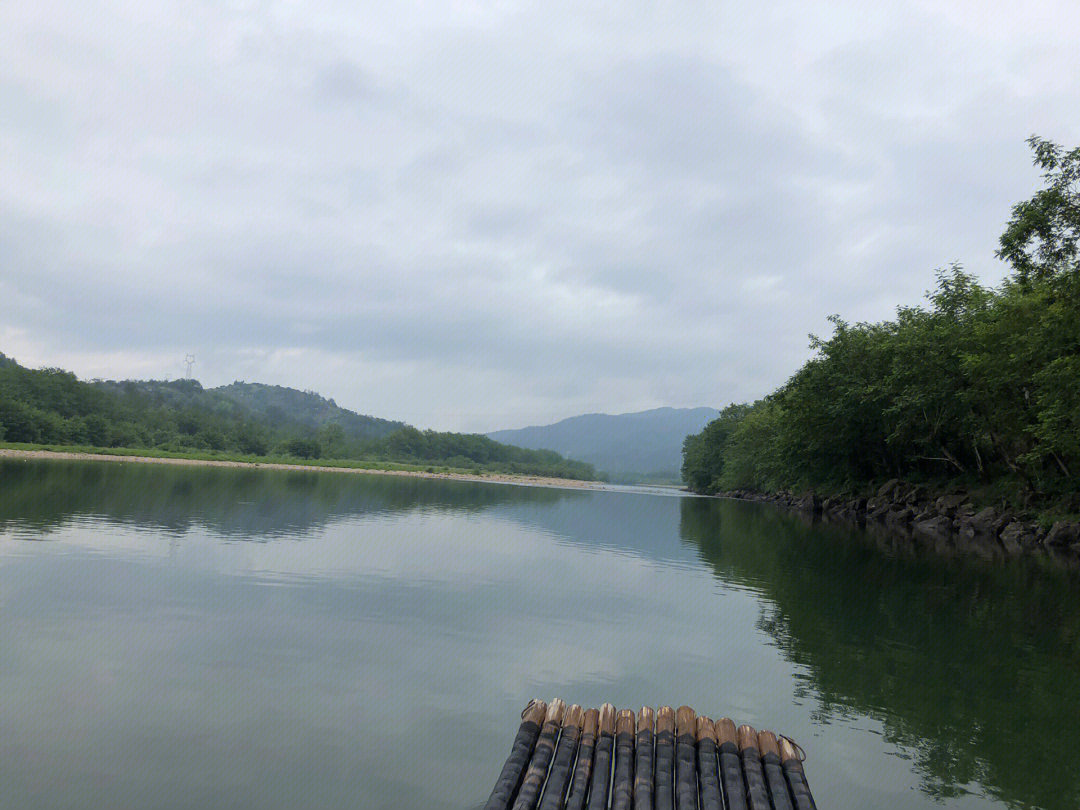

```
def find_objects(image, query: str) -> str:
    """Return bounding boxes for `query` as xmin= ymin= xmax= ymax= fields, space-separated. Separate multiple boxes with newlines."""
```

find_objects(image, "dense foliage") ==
xmin=683 ymin=138 xmax=1080 ymax=513
xmin=0 ymin=363 xmax=597 ymax=480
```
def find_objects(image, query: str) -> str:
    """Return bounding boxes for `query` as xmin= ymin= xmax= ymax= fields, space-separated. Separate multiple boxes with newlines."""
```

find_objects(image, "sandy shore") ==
xmin=0 ymin=447 xmax=606 ymax=491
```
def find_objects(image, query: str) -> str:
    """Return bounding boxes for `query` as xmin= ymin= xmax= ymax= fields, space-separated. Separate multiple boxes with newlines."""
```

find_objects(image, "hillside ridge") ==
xmin=488 ymin=406 xmax=719 ymax=481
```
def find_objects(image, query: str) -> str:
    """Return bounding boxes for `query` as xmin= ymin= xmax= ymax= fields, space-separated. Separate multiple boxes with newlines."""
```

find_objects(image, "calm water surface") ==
xmin=2 ymin=459 xmax=1079 ymax=810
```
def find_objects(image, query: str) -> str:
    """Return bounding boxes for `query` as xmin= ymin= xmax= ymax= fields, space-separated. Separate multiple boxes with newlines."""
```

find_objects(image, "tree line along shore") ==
xmin=682 ymin=137 xmax=1080 ymax=557
xmin=0 ymin=360 xmax=598 ymax=482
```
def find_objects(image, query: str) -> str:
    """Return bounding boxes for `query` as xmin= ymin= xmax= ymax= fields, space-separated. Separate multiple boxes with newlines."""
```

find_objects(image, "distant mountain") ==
xmin=487 ymin=406 xmax=720 ymax=482
xmin=214 ymin=382 xmax=404 ymax=441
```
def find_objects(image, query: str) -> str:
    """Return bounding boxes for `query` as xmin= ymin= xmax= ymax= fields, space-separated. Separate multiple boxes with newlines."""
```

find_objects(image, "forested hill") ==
xmin=488 ymin=406 xmax=720 ymax=482
xmin=214 ymin=382 xmax=404 ymax=439
xmin=682 ymin=137 xmax=1080 ymax=519
xmin=86 ymin=378 xmax=405 ymax=443
xmin=0 ymin=356 xmax=597 ymax=480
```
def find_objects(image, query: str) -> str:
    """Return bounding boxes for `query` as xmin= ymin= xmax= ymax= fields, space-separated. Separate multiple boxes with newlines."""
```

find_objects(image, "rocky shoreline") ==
xmin=717 ymin=480 xmax=1080 ymax=566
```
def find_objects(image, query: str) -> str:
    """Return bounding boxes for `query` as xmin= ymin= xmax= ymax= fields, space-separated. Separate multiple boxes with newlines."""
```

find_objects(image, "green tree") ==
xmin=682 ymin=136 xmax=1080 ymax=508
xmin=999 ymin=136 xmax=1080 ymax=284
xmin=284 ymin=437 xmax=321 ymax=459
xmin=681 ymin=403 xmax=749 ymax=492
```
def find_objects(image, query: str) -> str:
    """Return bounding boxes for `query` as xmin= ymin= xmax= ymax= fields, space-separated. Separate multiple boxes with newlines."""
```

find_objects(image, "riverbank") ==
xmin=717 ymin=483 xmax=1080 ymax=565
xmin=0 ymin=447 xmax=606 ymax=491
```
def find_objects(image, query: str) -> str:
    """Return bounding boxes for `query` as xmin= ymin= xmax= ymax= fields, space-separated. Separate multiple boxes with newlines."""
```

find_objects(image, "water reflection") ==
xmin=679 ymin=497 xmax=1080 ymax=809
xmin=1 ymin=460 xmax=1077 ymax=810
xmin=0 ymin=458 xmax=576 ymax=539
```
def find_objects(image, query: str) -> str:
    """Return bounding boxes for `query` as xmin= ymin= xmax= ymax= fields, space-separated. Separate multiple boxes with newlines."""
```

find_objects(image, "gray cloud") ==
xmin=3 ymin=2 xmax=1080 ymax=430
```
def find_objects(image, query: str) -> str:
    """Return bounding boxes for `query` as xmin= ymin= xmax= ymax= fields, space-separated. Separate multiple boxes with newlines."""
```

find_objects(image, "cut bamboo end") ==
xmin=637 ymin=706 xmax=655 ymax=733
xmin=523 ymin=700 xmax=548 ymax=725
xmin=778 ymin=736 xmax=802 ymax=766
xmin=488 ymin=702 xmax=814 ymax=810
xmin=582 ymin=708 xmax=600 ymax=736
xmin=676 ymin=706 xmax=697 ymax=737
xmin=696 ymin=716 xmax=717 ymax=743
xmin=545 ymin=698 xmax=567 ymax=726
xmin=714 ymin=717 xmax=737 ymax=746
xmin=563 ymin=704 xmax=584 ymax=729
xmin=757 ymin=730 xmax=780 ymax=758
xmin=599 ymin=703 xmax=617 ymax=735
xmin=737 ymin=724 xmax=758 ymax=751
xmin=657 ymin=706 xmax=675 ymax=734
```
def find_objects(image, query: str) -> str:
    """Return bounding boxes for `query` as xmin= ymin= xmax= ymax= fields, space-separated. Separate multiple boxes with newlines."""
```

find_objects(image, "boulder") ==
xmin=992 ymin=511 xmax=1014 ymax=535
xmin=901 ymin=485 xmax=927 ymax=505
xmin=934 ymin=493 xmax=969 ymax=516
xmin=877 ymin=478 xmax=901 ymax=498
xmin=998 ymin=525 xmax=1023 ymax=555
xmin=913 ymin=515 xmax=952 ymax=541
xmin=959 ymin=506 xmax=999 ymax=539
xmin=1044 ymin=521 xmax=1080 ymax=547
xmin=999 ymin=522 xmax=1027 ymax=552
xmin=868 ymin=503 xmax=890 ymax=522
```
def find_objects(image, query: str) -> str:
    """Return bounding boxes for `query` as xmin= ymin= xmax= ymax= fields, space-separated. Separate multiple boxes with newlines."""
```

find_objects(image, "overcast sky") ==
xmin=3 ymin=2 xmax=1079 ymax=431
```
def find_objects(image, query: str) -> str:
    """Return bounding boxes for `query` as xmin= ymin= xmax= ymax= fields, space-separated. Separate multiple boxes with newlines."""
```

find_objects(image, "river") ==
xmin=1 ymin=458 xmax=1077 ymax=809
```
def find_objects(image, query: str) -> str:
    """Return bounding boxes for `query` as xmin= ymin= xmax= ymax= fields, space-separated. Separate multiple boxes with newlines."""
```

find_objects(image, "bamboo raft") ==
xmin=484 ymin=699 xmax=816 ymax=810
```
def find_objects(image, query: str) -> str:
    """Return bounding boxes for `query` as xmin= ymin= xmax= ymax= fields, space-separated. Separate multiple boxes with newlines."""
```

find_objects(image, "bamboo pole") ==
xmin=586 ymin=704 xmax=617 ymax=810
xmin=779 ymin=736 xmax=817 ymax=810
xmin=564 ymin=709 xmax=599 ymax=810
xmin=654 ymin=707 xmax=675 ymax=810
xmin=538 ymin=705 xmax=585 ymax=810
xmin=737 ymin=725 xmax=771 ymax=810
xmin=610 ymin=709 xmax=636 ymax=810
xmin=487 ymin=703 xmax=815 ymax=810
xmin=484 ymin=700 xmax=549 ymax=810
xmin=714 ymin=719 xmax=747 ymax=810
xmin=757 ymin=731 xmax=795 ymax=810
xmin=513 ymin=699 xmax=567 ymax=810
xmin=675 ymin=706 xmax=697 ymax=810
xmin=633 ymin=707 xmax=655 ymax=810
xmin=696 ymin=717 xmax=723 ymax=810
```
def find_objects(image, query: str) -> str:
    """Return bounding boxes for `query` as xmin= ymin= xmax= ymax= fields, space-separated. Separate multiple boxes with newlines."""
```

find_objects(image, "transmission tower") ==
xmin=184 ymin=354 xmax=196 ymax=379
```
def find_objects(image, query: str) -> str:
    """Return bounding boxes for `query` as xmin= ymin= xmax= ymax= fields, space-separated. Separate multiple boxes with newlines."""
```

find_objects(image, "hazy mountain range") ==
xmin=487 ymin=407 xmax=720 ymax=482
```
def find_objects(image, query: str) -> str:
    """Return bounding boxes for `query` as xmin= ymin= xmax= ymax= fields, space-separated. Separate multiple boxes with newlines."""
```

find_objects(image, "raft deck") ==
xmin=484 ymin=699 xmax=816 ymax=810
